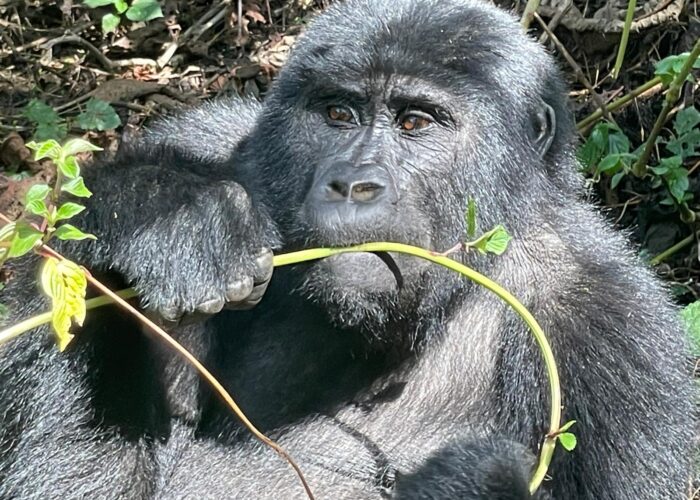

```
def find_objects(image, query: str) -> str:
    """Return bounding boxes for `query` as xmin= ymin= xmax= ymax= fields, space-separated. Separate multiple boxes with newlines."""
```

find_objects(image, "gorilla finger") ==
xmin=252 ymin=248 xmax=274 ymax=284
xmin=225 ymin=297 xmax=262 ymax=311
xmin=196 ymin=297 xmax=225 ymax=315
xmin=225 ymin=276 xmax=254 ymax=303
xmin=160 ymin=303 xmax=184 ymax=323
xmin=247 ymin=281 xmax=269 ymax=303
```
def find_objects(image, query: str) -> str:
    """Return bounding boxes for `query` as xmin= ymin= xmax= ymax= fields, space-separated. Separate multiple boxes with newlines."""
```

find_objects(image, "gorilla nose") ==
xmin=326 ymin=179 xmax=386 ymax=203
xmin=312 ymin=163 xmax=395 ymax=206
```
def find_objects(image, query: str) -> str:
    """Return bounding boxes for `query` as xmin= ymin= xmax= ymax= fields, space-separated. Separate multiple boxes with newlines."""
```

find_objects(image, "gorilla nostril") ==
xmin=350 ymin=182 xmax=385 ymax=203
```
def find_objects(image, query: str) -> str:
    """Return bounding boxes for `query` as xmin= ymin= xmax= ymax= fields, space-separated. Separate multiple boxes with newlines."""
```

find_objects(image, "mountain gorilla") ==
xmin=0 ymin=0 xmax=692 ymax=498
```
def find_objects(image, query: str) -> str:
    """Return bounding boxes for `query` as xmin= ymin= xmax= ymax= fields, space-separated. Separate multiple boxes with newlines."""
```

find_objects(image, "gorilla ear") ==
xmin=531 ymin=102 xmax=556 ymax=158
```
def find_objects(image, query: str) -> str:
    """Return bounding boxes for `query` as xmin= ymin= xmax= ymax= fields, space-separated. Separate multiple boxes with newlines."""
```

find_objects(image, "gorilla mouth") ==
xmin=321 ymin=251 xmax=401 ymax=290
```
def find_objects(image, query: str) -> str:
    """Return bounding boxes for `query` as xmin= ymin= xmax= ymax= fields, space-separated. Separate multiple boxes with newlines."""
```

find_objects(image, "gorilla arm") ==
xmin=66 ymin=98 xmax=279 ymax=320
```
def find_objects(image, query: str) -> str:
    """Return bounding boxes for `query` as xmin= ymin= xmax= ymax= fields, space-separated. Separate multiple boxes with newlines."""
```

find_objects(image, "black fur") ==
xmin=0 ymin=0 xmax=692 ymax=498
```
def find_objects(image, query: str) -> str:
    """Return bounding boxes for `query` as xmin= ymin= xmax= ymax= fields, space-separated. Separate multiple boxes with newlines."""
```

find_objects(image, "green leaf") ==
xmin=76 ymin=98 xmax=121 ymax=131
xmin=102 ymin=12 xmax=121 ymax=34
xmin=483 ymin=225 xmax=511 ymax=255
xmin=666 ymin=168 xmax=689 ymax=204
xmin=465 ymin=197 xmax=477 ymax=239
xmin=125 ymin=0 xmax=163 ymax=21
xmin=597 ymin=154 xmax=621 ymax=173
xmin=114 ymin=0 xmax=128 ymax=13
xmin=59 ymin=156 xmax=80 ymax=178
xmin=35 ymin=121 xmax=68 ymax=142
xmin=84 ymin=0 xmax=118 ymax=6
xmin=23 ymin=99 xmax=60 ymax=125
xmin=682 ymin=302 xmax=700 ymax=356
xmin=674 ymin=106 xmax=700 ymax=136
xmin=61 ymin=177 xmax=93 ymax=198
xmin=610 ymin=171 xmax=624 ymax=189
xmin=62 ymin=138 xmax=103 ymax=157
xmin=0 ymin=222 xmax=16 ymax=242
xmin=558 ymin=432 xmax=577 ymax=452
xmin=26 ymin=199 xmax=49 ymax=217
xmin=25 ymin=183 xmax=51 ymax=204
xmin=8 ymin=223 xmax=43 ymax=257
xmin=55 ymin=202 xmax=86 ymax=221
xmin=607 ymin=128 xmax=630 ymax=154
xmin=54 ymin=224 xmax=96 ymax=241
xmin=27 ymin=140 xmax=62 ymax=161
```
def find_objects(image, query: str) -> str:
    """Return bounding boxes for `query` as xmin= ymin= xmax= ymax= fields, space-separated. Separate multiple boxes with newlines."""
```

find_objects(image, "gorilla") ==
xmin=0 ymin=0 xmax=692 ymax=498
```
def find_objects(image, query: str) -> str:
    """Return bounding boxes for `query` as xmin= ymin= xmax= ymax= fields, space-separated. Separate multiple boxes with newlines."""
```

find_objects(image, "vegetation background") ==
xmin=0 ymin=0 xmax=698 ymax=495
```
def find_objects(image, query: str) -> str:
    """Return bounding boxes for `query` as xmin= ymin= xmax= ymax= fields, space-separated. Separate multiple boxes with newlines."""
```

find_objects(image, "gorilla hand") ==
xmin=71 ymin=167 xmax=279 ymax=324
xmin=125 ymin=180 xmax=278 ymax=323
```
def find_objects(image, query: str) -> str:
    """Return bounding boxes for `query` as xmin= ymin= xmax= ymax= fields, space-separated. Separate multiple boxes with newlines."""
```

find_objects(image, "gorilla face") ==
xmin=249 ymin=0 xmax=570 ymax=332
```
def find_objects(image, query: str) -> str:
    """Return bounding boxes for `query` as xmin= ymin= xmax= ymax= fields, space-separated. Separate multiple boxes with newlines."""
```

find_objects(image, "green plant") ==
xmin=23 ymin=99 xmax=68 ymax=141
xmin=22 ymin=99 xmax=121 ymax=140
xmin=0 ymin=138 xmax=98 ymax=349
xmin=578 ymin=105 xmax=699 ymax=212
xmin=681 ymin=301 xmax=700 ymax=357
xmin=84 ymin=0 xmax=164 ymax=34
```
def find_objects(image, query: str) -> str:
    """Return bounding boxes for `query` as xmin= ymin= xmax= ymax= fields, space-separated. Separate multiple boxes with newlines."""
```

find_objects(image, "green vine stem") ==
xmin=0 ymin=242 xmax=562 ymax=494
xmin=611 ymin=0 xmax=636 ymax=80
xmin=0 ymin=288 xmax=138 ymax=346
xmin=631 ymin=38 xmax=700 ymax=177
xmin=576 ymin=76 xmax=663 ymax=131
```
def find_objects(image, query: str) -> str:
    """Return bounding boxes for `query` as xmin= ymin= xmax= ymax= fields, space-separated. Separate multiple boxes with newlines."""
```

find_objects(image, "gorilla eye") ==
xmin=327 ymin=105 xmax=355 ymax=124
xmin=399 ymin=112 xmax=432 ymax=132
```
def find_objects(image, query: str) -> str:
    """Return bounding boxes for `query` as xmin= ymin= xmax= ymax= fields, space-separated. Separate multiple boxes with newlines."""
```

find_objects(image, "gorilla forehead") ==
xmin=282 ymin=0 xmax=551 ymax=103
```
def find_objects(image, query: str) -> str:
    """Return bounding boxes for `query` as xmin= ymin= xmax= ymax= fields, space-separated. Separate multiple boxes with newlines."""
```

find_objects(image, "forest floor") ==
xmin=0 ymin=0 xmax=698 ymax=496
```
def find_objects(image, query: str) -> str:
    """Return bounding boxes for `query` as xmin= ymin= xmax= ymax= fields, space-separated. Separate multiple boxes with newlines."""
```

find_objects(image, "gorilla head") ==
xmin=244 ymin=0 xmax=575 ymax=332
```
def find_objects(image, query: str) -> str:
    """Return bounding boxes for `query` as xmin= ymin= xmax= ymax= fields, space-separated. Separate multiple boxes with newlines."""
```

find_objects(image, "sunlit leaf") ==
xmin=8 ymin=223 xmax=43 ymax=257
xmin=25 ymin=184 xmax=51 ymax=205
xmin=40 ymin=257 xmax=88 ymax=351
xmin=55 ymin=202 xmax=86 ymax=221
xmin=125 ymin=0 xmax=163 ymax=22
xmin=558 ymin=432 xmax=577 ymax=452
xmin=61 ymin=177 xmax=93 ymax=198
xmin=62 ymin=138 xmax=102 ymax=158
xmin=483 ymin=225 xmax=511 ymax=255
xmin=54 ymin=224 xmax=96 ymax=241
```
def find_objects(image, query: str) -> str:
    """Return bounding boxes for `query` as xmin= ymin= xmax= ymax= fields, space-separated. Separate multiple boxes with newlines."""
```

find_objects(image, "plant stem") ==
xmin=631 ymin=39 xmax=700 ymax=177
xmin=649 ymin=231 xmax=699 ymax=266
xmin=1 ymin=242 xmax=563 ymax=496
xmin=273 ymin=243 xmax=561 ymax=494
xmin=576 ymin=76 xmax=663 ymax=131
xmin=520 ymin=0 xmax=541 ymax=30
xmin=611 ymin=0 xmax=636 ymax=80
xmin=0 ymin=289 xmax=138 ymax=346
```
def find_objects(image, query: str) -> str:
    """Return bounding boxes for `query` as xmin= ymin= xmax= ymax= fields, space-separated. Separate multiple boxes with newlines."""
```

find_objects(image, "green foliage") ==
xmin=681 ymin=301 xmax=700 ymax=356
xmin=84 ymin=0 xmax=163 ymax=34
xmin=579 ymin=105 xmax=699 ymax=211
xmin=23 ymin=99 xmax=121 ymax=139
xmin=23 ymin=99 xmax=67 ymax=141
xmin=654 ymin=52 xmax=700 ymax=86
xmin=556 ymin=420 xmax=577 ymax=452
xmin=0 ymin=137 xmax=101 ymax=350
xmin=76 ymin=99 xmax=122 ymax=131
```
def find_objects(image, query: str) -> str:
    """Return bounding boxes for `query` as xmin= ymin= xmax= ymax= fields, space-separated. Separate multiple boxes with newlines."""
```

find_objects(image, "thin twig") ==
xmin=42 ymin=34 xmax=115 ymax=72
xmin=576 ymin=76 xmax=663 ymax=131
xmin=0 ymin=213 xmax=315 ymax=500
xmin=632 ymin=38 xmax=700 ymax=177
xmin=535 ymin=13 xmax=614 ymax=125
